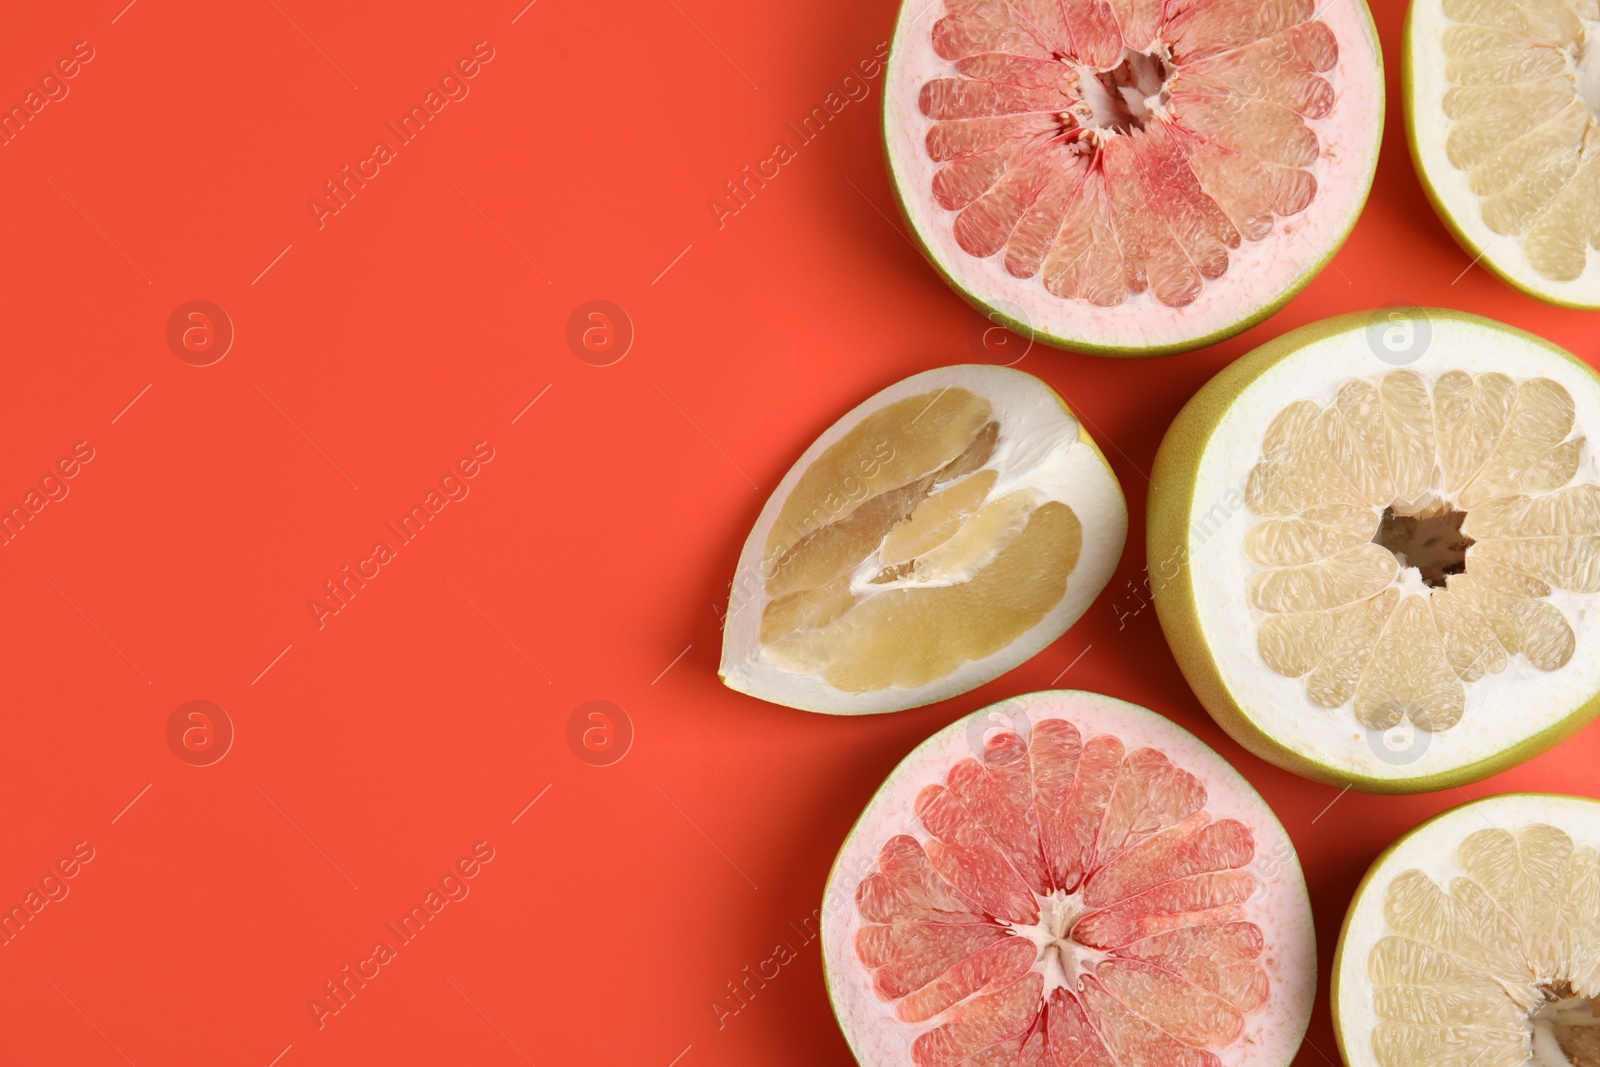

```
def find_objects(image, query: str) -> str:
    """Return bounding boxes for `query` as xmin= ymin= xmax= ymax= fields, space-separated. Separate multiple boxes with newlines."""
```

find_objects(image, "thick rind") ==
xmin=821 ymin=689 xmax=1317 ymax=1067
xmin=1331 ymin=792 xmax=1600 ymax=1067
xmin=881 ymin=0 xmax=1386 ymax=357
xmin=1148 ymin=309 xmax=1600 ymax=793
xmin=720 ymin=365 xmax=1128 ymax=715
xmin=1403 ymin=1 xmax=1600 ymax=310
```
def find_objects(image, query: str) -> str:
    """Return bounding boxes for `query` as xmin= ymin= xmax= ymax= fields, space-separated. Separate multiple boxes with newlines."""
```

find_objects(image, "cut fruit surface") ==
xmin=721 ymin=366 xmax=1126 ymax=714
xmin=1333 ymin=793 xmax=1600 ymax=1067
xmin=1149 ymin=309 xmax=1600 ymax=792
xmin=1405 ymin=0 xmax=1600 ymax=307
xmin=883 ymin=0 xmax=1384 ymax=354
xmin=823 ymin=690 xmax=1316 ymax=1066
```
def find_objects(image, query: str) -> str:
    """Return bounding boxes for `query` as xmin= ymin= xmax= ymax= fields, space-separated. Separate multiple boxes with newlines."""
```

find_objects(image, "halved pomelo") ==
xmin=882 ymin=0 xmax=1385 ymax=356
xmin=1405 ymin=0 xmax=1600 ymax=308
xmin=1333 ymin=792 xmax=1600 ymax=1067
xmin=1149 ymin=309 xmax=1600 ymax=793
xmin=721 ymin=366 xmax=1126 ymax=714
xmin=822 ymin=690 xmax=1315 ymax=1066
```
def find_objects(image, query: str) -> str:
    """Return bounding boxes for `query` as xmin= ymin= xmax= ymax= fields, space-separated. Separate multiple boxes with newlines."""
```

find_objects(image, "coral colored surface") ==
xmin=0 ymin=1 xmax=1596 ymax=1065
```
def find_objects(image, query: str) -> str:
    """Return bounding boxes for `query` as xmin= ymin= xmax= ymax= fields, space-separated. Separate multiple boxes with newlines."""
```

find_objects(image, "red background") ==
xmin=1 ymin=1 xmax=1596 ymax=1064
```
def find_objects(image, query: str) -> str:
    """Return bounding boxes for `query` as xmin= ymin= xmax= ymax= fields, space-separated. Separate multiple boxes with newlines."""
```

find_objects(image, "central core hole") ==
xmin=1080 ymin=49 xmax=1170 ymax=133
xmin=1371 ymin=500 xmax=1473 ymax=589
xmin=1532 ymin=984 xmax=1600 ymax=1067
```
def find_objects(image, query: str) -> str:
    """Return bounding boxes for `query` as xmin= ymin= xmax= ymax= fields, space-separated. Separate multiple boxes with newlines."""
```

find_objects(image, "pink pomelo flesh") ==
xmin=920 ymin=0 xmax=1337 ymax=309
xmin=823 ymin=692 xmax=1314 ymax=1067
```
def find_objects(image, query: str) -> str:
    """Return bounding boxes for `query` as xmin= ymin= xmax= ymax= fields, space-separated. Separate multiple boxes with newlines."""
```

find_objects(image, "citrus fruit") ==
xmin=1405 ymin=0 xmax=1600 ymax=308
xmin=1149 ymin=308 xmax=1600 ymax=793
xmin=822 ymin=690 xmax=1316 ymax=1067
xmin=721 ymin=366 xmax=1126 ymax=714
xmin=881 ymin=0 xmax=1385 ymax=356
xmin=1333 ymin=792 xmax=1600 ymax=1067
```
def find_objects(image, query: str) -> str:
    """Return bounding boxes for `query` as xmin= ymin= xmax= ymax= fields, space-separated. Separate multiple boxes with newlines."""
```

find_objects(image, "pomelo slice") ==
xmin=1405 ymin=0 xmax=1600 ymax=308
xmin=882 ymin=0 xmax=1385 ymax=356
xmin=721 ymin=366 xmax=1126 ymax=714
xmin=822 ymin=690 xmax=1316 ymax=1066
xmin=1333 ymin=792 xmax=1600 ymax=1067
xmin=1149 ymin=309 xmax=1600 ymax=793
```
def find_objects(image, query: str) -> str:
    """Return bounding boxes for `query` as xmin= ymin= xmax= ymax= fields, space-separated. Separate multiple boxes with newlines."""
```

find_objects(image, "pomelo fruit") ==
xmin=882 ymin=0 xmax=1385 ymax=356
xmin=721 ymin=366 xmax=1126 ymax=714
xmin=1333 ymin=792 xmax=1600 ymax=1067
xmin=1404 ymin=0 xmax=1600 ymax=309
xmin=1148 ymin=309 xmax=1600 ymax=794
xmin=822 ymin=690 xmax=1316 ymax=1066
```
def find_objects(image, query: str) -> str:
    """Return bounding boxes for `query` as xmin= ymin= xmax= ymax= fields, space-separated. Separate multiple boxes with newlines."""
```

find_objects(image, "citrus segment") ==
xmin=1149 ymin=310 xmax=1600 ymax=790
xmin=1406 ymin=0 xmax=1600 ymax=305
xmin=885 ymin=0 xmax=1382 ymax=352
xmin=824 ymin=691 xmax=1314 ymax=1067
xmin=722 ymin=366 xmax=1126 ymax=714
xmin=1334 ymin=794 xmax=1600 ymax=1067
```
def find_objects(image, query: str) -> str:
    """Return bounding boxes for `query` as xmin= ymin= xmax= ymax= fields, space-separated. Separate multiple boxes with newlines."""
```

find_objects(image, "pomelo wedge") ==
xmin=1149 ymin=309 xmax=1600 ymax=793
xmin=882 ymin=0 xmax=1385 ymax=356
xmin=1405 ymin=0 xmax=1600 ymax=308
xmin=822 ymin=690 xmax=1316 ymax=1067
xmin=1333 ymin=792 xmax=1600 ymax=1067
xmin=721 ymin=366 xmax=1126 ymax=714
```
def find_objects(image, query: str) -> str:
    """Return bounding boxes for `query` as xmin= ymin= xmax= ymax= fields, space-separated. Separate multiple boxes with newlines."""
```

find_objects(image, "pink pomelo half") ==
xmin=822 ymin=690 xmax=1315 ymax=1066
xmin=883 ymin=0 xmax=1384 ymax=355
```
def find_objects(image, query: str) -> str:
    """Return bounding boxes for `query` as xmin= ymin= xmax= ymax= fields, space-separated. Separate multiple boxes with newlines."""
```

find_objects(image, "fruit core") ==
xmin=1004 ymin=890 xmax=1108 ymax=995
xmin=918 ymin=0 xmax=1339 ymax=307
xmin=854 ymin=720 xmax=1271 ymax=1066
xmin=1531 ymin=984 xmax=1600 ymax=1067
xmin=1243 ymin=369 xmax=1596 ymax=733
xmin=1370 ymin=500 xmax=1473 ymax=589
xmin=1074 ymin=49 xmax=1171 ymax=136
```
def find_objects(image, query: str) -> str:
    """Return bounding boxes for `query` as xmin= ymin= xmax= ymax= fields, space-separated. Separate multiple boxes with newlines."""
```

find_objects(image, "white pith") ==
xmin=720 ymin=366 xmax=1127 ymax=715
xmin=1184 ymin=315 xmax=1600 ymax=784
xmin=883 ymin=0 xmax=1384 ymax=352
xmin=1335 ymin=793 xmax=1600 ymax=1067
xmin=1003 ymin=889 xmax=1111 ymax=997
xmin=1407 ymin=0 xmax=1600 ymax=306
xmin=821 ymin=690 xmax=1317 ymax=1067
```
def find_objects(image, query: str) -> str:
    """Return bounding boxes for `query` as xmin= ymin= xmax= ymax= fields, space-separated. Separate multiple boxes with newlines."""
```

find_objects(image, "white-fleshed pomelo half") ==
xmin=1333 ymin=792 xmax=1600 ymax=1067
xmin=882 ymin=0 xmax=1385 ymax=356
xmin=721 ymin=366 xmax=1126 ymax=714
xmin=1149 ymin=309 xmax=1600 ymax=793
xmin=822 ymin=690 xmax=1316 ymax=1067
xmin=1405 ymin=0 xmax=1600 ymax=308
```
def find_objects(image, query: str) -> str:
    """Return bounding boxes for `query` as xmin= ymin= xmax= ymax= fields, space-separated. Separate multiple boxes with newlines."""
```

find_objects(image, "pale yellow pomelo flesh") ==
xmin=1149 ymin=310 xmax=1600 ymax=792
xmin=1405 ymin=0 xmax=1600 ymax=307
xmin=722 ymin=366 xmax=1126 ymax=715
xmin=1333 ymin=793 xmax=1600 ymax=1067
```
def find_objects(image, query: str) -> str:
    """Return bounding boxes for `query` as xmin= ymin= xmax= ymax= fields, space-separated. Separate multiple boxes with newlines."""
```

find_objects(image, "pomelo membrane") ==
xmin=883 ymin=0 xmax=1384 ymax=354
xmin=1405 ymin=0 xmax=1600 ymax=308
xmin=1149 ymin=310 xmax=1600 ymax=792
xmin=1334 ymin=793 xmax=1600 ymax=1067
xmin=721 ymin=366 xmax=1126 ymax=714
xmin=822 ymin=691 xmax=1315 ymax=1066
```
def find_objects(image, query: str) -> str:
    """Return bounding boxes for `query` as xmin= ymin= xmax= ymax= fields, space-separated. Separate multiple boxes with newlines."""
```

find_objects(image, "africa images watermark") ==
xmin=1 ymin=441 xmax=96 ymax=549
xmin=1 ymin=40 xmax=95 ymax=149
xmin=307 ymin=41 xmax=497 ymax=229
xmin=1112 ymin=475 xmax=1249 ymax=629
xmin=707 ymin=41 xmax=889 ymax=230
xmin=307 ymin=841 xmax=496 ymax=1030
xmin=308 ymin=441 xmax=497 ymax=629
